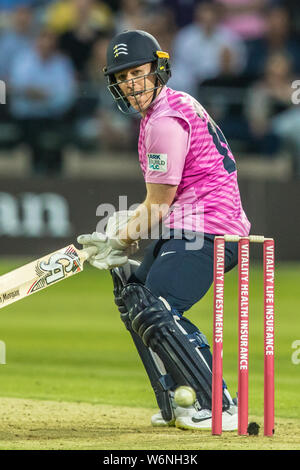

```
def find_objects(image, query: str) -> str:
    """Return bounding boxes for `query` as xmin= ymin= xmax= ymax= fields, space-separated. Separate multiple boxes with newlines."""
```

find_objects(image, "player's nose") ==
xmin=125 ymin=77 xmax=135 ymax=93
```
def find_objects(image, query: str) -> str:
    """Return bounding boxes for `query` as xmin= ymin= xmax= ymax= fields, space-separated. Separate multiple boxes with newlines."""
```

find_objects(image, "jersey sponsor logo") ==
xmin=147 ymin=153 xmax=167 ymax=172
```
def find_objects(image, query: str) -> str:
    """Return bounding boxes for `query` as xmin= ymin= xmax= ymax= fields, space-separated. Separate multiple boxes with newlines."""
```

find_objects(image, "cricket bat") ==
xmin=0 ymin=244 xmax=97 ymax=309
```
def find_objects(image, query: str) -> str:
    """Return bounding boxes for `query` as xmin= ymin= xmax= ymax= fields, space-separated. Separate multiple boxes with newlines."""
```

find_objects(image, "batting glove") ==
xmin=77 ymin=232 xmax=128 ymax=270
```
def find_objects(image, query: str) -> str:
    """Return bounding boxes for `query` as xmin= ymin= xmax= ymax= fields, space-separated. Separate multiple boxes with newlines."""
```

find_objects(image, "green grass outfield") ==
xmin=0 ymin=258 xmax=299 ymax=450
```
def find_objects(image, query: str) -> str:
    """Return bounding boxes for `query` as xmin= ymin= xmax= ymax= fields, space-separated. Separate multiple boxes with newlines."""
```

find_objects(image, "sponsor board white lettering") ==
xmin=0 ymin=192 xmax=71 ymax=237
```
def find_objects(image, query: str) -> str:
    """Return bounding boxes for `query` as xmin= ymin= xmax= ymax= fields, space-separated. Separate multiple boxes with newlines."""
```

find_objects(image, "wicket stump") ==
xmin=212 ymin=235 xmax=275 ymax=436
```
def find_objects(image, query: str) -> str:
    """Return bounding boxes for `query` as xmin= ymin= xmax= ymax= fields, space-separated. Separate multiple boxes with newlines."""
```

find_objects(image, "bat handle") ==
xmin=81 ymin=246 xmax=98 ymax=261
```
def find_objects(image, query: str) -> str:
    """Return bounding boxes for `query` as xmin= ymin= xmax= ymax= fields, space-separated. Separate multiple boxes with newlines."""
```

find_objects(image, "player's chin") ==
xmin=139 ymin=93 xmax=153 ymax=111
xmin=128 ymin=97 xmax=147 ymax=113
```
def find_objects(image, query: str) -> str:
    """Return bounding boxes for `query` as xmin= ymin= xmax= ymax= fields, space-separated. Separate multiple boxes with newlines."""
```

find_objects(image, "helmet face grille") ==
xmin=106 ymin=59 xmax=171 ymax=115
xmin=107 ymin=70 xmax=161 ymax=115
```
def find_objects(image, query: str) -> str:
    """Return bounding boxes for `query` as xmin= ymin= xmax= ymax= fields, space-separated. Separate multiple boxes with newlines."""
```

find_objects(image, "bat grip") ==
xmin=81 ymin=246 xmax=98 ymax=261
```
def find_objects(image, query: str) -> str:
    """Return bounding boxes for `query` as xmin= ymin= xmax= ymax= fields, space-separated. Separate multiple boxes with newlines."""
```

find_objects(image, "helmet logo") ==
xmin=113 ymin=43 xmax=128 ymax=58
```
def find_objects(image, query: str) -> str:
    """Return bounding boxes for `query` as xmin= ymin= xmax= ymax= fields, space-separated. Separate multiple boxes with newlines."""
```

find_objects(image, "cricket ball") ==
xmin=174 ymin=386 xmax=196 ymax=407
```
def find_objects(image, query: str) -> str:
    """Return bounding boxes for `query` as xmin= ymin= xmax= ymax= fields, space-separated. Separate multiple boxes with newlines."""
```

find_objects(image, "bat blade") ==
xmin=0 ymin=244 xmax=96 ymax=309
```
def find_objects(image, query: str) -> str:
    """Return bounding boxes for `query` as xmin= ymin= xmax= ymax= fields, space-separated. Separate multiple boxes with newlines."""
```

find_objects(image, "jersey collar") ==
xmin=144 ymin=85 xmax=168 ymax=118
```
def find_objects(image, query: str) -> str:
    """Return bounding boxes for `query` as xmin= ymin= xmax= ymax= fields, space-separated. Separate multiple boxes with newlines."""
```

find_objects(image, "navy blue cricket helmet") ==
xmin=103 ymin=30 xmax=171 ymax=114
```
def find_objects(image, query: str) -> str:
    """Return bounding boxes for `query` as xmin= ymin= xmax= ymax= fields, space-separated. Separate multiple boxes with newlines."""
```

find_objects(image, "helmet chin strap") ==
xmin=150 ymin=75 xmax=159 ymax=104
xmin=148 ymin=61 xmax=163 ymax=106
xmin=138 ymin=73 xmax=161 ymax=113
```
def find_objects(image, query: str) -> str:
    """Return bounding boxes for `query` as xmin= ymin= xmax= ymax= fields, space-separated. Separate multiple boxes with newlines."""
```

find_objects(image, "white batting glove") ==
xmin=105 ymin=210 xmax=135 ymax=238
xmin=77 ymin=232 xmax=128 ymax=270
xmin=106 ymin=210 xmax=139 ymax=255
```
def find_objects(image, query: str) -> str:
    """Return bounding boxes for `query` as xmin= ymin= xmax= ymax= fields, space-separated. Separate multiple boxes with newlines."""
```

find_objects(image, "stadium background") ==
xmin=0 ymin=0 xmax=299 ymax=259
xmin=0 ymin=0 xmax=299 ymax=451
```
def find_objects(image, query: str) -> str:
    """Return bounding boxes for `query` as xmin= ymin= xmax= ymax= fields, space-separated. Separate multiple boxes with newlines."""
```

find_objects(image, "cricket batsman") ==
xmin=77 ymin=30 xmax=251 ymax=430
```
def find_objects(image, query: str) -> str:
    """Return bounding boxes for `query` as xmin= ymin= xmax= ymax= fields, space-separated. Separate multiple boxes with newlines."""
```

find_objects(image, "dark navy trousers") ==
xmin=134 ymin=232 xmax=238 ymax=314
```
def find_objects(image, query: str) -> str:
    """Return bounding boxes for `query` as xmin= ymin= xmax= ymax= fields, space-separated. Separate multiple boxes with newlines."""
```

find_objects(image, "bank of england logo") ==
xmin=113 ymin=43 xmax=128 ymax=57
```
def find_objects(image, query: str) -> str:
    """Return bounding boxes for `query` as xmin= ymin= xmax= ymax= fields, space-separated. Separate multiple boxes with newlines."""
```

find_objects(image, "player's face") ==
xmin=114 ymin=63 xmax=159 ymax=115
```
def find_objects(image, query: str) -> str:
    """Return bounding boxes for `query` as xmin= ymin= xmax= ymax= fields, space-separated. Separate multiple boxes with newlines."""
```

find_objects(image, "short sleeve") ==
xmin=144 ymin=116 xmax=190 ymax=185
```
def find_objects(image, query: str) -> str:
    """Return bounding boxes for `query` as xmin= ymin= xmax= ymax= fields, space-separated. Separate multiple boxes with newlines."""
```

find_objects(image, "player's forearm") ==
xmin=116 ymin=200 xmax=169 ymax=246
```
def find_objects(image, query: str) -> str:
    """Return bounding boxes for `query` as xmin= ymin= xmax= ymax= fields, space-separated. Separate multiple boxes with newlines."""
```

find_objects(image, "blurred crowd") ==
xmin=0 ymin=0 xmax=299 ymax=176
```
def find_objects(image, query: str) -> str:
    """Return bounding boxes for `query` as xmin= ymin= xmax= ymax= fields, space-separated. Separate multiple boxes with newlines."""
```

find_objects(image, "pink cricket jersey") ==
xmin=138 ymin=86 xmax=251 ymax=235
